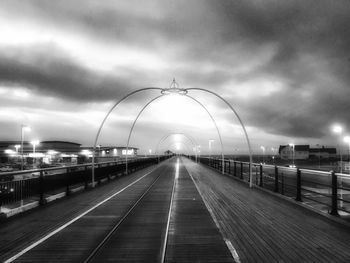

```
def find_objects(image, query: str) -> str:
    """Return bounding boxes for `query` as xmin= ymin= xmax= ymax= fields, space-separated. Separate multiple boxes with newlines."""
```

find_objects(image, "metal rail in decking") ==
xmin=3 ymin=158 xmax=234 ymax=263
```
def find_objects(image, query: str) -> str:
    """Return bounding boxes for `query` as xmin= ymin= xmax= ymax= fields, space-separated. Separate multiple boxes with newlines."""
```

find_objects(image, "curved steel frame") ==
xmin=187 ymin=88 xmax=253 ymax=187
xmin=185 ymin=95 xmax=225 ymax=174
xmin=165 ymin=141 xmax=193 ymax=155
xmin=92 ymin=87 xmax=162 ymax=186
xmin=155 ymin=132 xmax=199 ymax=162
xmin=125 ymin=94 xmax=226 ymax=174
xmin=125 ymin=94 xmax=164 ymax=173
xmin=92 ymin=85 xmax=253 ymax=188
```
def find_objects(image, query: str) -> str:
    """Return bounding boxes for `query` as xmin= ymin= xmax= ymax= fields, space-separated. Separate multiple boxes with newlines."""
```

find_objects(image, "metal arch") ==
xmin=92 ymin=87 xmax=162 ymax=187
xmin=165 ymin=141 xmax=193 ymax=155
xmin=155 ymin=133 xmax=199 ymax=162
xmin=125 ymin=94 xmax=165 ymax=174
xmin=187 ymin=87 xmax=253 ymax=187
xmin=155 ymin=133 xmax=198 ymax=161
xmin=156 ymin=133 xmax=199 ymax=154
xmin=185 ymin=95 xmax=225 ymax=174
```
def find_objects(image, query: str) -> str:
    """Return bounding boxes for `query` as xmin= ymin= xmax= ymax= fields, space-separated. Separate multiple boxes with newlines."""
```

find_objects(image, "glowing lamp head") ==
xmin=332 ymin=125 xmax=343 ymax=134
xmin=31 ymin=140 xmax=40 ymax=146
xmin=344 ymin=136 xmax=350 ymax=144
xmin=22 ymin=125 xmax=31 ymax=132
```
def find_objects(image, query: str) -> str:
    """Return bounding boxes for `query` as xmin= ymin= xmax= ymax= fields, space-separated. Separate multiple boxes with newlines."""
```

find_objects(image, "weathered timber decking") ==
xmin=0 ymin=164 xmax=163 ymax=262
xmin=165 ymin=159 xmax=234 ymax=263
xmin=183 ymin=158 xmax=350 ymax=263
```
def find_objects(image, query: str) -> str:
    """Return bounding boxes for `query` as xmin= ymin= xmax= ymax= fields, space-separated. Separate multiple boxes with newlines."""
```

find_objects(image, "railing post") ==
xmin=240 ymin=162 xmax=243 ymax=179
xmin=228 ymin=160 xmax=231 ymax=174
xmin=259 ymin=164 xmax=263 ymax=187
xmin=248 ymin=163 xmax=251 ymax=182
xmin=330 ymin=171 xmax=339 ymax=216
xmin=296 ymin=169 xmax=302 ymax=201
xmin=281 ymin=173 xmax=285 ymax=195
xmin=274 ymin=166 xmax=279 ymax=192
xmin=66 ymin=168 xmax=70 ymax=196
xmin=39 ymin=171 xmax=45 ymax=205
xmin=234 ymin=161 xmax=236 ymax=177
xmin=84 ymin=166 xmax=88 ymax=190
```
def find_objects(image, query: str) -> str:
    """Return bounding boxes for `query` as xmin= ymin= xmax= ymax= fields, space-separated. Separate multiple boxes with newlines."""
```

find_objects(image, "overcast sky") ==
xmin=1 ymin=0 xmax=349 ymax=155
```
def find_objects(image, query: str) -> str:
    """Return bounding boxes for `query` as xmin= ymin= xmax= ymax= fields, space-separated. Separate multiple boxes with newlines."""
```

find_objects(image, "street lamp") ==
xmin=260 ymin=146 xmax=265 ymax=164
xmin=332 ymin=124 xmax=343 ymax=173
xmin=20 ymin=125 xmax=31 ymax=170
xmin=316 ymin=144 xmax=321 ymax=169
xmin=289 ymin=143 xmax=295 ymax=166
xmin=31 ymin=140 xmax=40 ymax=168
xmin=208 ymin=139 xmax=214 ymax=157
xmin=344 ymin=136 xmax=350 ymax=173
xmin=271 ymin=147 xmax=276 ymax=164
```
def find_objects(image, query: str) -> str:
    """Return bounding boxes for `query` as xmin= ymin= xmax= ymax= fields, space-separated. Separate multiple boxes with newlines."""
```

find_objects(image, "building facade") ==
xmin=1 ymin=141 xmax=138 ymax=170
xmin=279 ymin=145 xmax=337 ymax=160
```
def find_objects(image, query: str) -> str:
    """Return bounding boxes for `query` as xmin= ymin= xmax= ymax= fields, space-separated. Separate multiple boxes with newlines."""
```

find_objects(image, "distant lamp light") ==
xmin=47 ymin=150 xmax=58 ymax=155
xmin=31 ymin=140 xmax=40 ymax=146
xmin=14 ymin=145 xmax=21 ymax=152
xmin=332 ymin=124 xmax=343 ymax=134
xmin=22 ymin=125 xmax=31 ymax=132
xmin=81 ymin=149 xmax=92 ymax=156
xmin=5 ymin=149 xmax=15 ymax=155
xmin=344 ymin=136 xmax=350 ymax=143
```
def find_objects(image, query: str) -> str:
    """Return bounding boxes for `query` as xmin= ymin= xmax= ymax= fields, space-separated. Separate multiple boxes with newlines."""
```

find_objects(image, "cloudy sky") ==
xmin=1 ymin=0 xmax=349 ymax=155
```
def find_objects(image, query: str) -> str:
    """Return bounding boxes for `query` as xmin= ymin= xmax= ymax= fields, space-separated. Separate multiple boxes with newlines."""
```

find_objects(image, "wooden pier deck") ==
xmin=0 ymin=157 xmax=349 ymax=262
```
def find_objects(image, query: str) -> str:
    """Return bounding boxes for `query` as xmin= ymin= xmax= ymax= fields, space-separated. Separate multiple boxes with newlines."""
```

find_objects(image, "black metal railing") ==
xmin=192 ymin=156 xmax=350 ymax=217
xmin=0 ymin=156 xmax=170 ymax=208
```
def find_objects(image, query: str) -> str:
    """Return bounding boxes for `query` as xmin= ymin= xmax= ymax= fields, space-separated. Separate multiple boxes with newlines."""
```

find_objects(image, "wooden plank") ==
xmin=1 ymin=163 xmax=170 ymax=262
xmin=165 ymin=160 xmax=234 ymax=263
xmin=183 ymin=158 xmax=350 ymax=263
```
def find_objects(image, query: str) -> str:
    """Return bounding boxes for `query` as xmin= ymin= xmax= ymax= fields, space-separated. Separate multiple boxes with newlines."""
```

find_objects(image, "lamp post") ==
xmin=289 ymin=143 xmax=295 ymax=166
xmin=260 ymin=146 xmax=265 ymax=164
xmin=31 ymin=140 xmax=39 ymax=168
xmin=209 ymin=139 xmax=214 ymax=165
xmin=332 ymin=125 xmax=343 ymax=173
xmin=20 ymin=125 xmax=31 ymax=170
xmin=271 ymin=147 xmax=276 ymax=165
xmin=344 ymin=136 xmax=350 ymax=173
xmin=209 ymin=139 xmax=214 ymax=157
xmin=316 ymin=144 xmax=321 ymax=169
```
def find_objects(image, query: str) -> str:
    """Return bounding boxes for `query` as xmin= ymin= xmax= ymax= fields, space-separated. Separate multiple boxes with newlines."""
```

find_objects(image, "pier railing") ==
xmin=0 ymin=156 xmax=169 ymax=208
xmin=194 ymin=156 xmax=350 ymax=217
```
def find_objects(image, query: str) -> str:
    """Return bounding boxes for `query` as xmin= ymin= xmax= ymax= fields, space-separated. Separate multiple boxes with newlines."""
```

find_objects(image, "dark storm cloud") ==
xmin=1 ymin=0 xmax=350 ymax=143
xmin=0 ymin=45 xmax=147 ymax=102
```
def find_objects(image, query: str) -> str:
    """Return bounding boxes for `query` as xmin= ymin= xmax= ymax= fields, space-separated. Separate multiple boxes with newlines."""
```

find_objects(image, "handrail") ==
xmin=0 ymin=157 xmax=160 ymax=178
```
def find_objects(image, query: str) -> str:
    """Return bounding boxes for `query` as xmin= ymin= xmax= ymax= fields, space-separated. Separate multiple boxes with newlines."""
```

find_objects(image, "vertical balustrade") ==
xmin=234 ymin=161 xmax=236 ymax=177
xmin=66 ymin=168 xmax=70 ymax=196
xmin=274 ymin=166 xmax=279 ymax=192
xmin=296 ymin=169 xmax=302 ymax=201
xmin=39 ymin=171 xmax=45 ymax=205
xmin=330 ymin=171 xmax=339 ymax=216
xmin=240 ymin=162 xmax=243 ymax=179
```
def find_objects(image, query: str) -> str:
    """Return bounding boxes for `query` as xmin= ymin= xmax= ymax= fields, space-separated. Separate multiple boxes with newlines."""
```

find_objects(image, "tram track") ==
xmin=6 ymin=158 xmax=177 ymax=263
xmin=84 ymin=159 xmax=177 ymax=262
